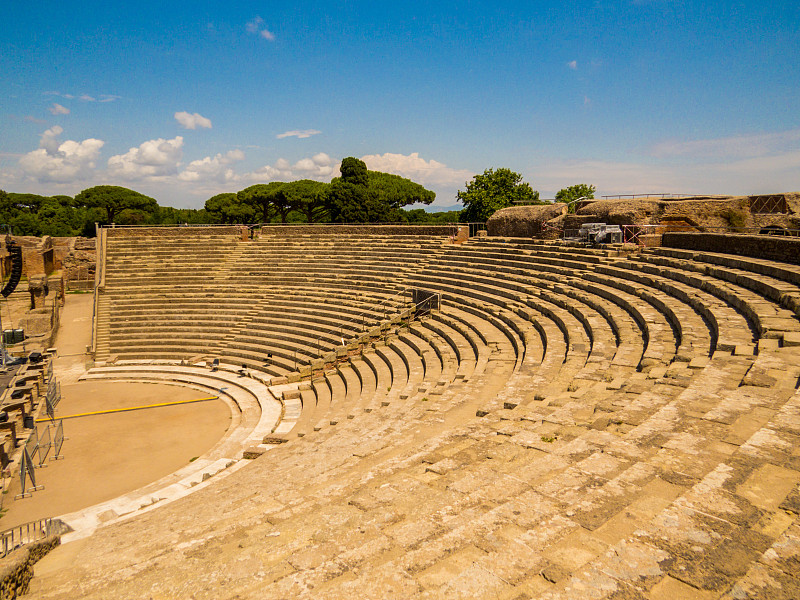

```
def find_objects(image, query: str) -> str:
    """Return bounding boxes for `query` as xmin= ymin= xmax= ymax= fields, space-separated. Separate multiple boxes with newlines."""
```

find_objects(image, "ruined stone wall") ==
xmin=486 ymin=204 xmax=568 ymax=238
xmin=663 ymin=232 xmax=800 ymax=265
xmin=0 ymin=535 xmax=60 ymax=599
xmin=50 ymin=237 xmax=76 ymax=270
xmin=61 ymin=238 xmax=96 ymax=287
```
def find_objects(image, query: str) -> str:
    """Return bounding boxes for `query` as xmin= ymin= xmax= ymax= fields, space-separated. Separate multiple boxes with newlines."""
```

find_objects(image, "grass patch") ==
xmin=721 ymin=208 xmax=747 ymax=230
xmin=540 ymin=435 xmax=556 ymax=443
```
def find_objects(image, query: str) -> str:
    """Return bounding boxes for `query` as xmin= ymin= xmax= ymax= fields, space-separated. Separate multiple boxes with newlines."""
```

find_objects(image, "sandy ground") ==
xmin=0 ymin=293 xmax=231 ymax=528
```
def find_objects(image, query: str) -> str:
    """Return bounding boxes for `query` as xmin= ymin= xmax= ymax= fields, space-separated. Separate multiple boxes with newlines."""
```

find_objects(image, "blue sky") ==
xmin=1 ymin=1 xmax=799 ymax=209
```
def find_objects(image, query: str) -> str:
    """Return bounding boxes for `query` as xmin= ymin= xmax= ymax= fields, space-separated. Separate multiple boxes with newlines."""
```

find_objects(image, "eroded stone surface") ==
xmin=24 ymin=232 xmax=800 ymax=599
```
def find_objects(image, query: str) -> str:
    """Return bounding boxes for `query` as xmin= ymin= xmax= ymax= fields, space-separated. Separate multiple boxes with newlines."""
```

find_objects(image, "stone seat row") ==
xmin=470 ymin=238 xmax=799 ymax=346
xmin=42 ymin=234 xmax=800 ymax=599
xmin=207 ymin=329 xmax=775 ymax=597
xmin=617 ymin=257 xmax=789 ymax=341
xmin=644 ymin=249 xmax=800 ymax=327
xmin=98 ymin=234 xmax=788 ymax=432
xmin=102 ymin=243 xmax=671 ymax=417
xmin=100 ymin=305 xmax=411 ymax=371
xmin=262 ymin=306 xmax=487 ymax=440
xmin=446 ymin=242 xmax=766 ymax=358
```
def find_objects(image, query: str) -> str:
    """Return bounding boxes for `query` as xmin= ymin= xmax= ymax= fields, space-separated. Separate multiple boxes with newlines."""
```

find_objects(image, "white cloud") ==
xmin=17 ymin=126 xmax=104 ymax=183
xmin=528 ymin=128 xmax=800 ymax=199
xmin=534 ymin=149 xmax=800 ymax=198
xmin=650 ymin=129 xmax=800 ymax=160
xmin=49 ymin=103 xmax=70 ymax=115
xmin=247 ymin=164 xmax=286 ymax=181
xmin=276 ymin=129 xmax=322 ymax=139
xmin=360 ymin=152 xmax=474 ymax=188
xmin=244 ymin=153 xmax=336 ymax=183
xmin=246 ymin=16 xmax=263 ymax=33
xmin=24 ymin=115 xmax=48 ymax=124
xmin=107 ymin=136 xmax=184 ymax=180
xmin=247 ymin=16 xmax=275 ymax=41
xmin=174 ymin=111 xmax=212 ymax=130
xmin=44 ymin=91 xmax=120 ymax=103
xmin=39 ymin=125 xmax=63 ymax=154
xmin=567 ymin=60 xmax=577 ymax=70
xmin=178 ymin=149 xmax=245 ymax=183
xmin=294 ymin=153 xmax=336 ymax=177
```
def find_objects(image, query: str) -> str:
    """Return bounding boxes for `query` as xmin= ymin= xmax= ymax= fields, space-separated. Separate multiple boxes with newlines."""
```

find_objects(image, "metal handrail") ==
xmin=599 ymin=193 xmax=729 ymax=200
xmin=563 ymin=224 xmax=800 ymax=241
xmin=96 ymin=221 xmax=482 ymax=233
xmin=0 ymin=518 xmax=59 ymax=558
xmin=97 ymin=223 xmax=241 ymax=228
xmin=334 ymin=287 xmax=413 ymax=344
xmin=90 ymin=225 xmax=106 ymax=356
xmin=307 ymin=290 xmax=442 ymax=373
xmin=98 ymin=221 xmax=465 ymax=229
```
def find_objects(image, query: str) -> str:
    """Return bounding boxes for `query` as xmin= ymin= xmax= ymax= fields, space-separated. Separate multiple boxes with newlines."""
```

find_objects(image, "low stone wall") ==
xmin=0 ymin=536 xmax=60 ymax=599
xmin=104 ymin=226 xmax=241 ymax=238
xmin=663 ymin=232 xmax=800 ymax=264
xmin=259 ymin=224 xmax=460 ymax=237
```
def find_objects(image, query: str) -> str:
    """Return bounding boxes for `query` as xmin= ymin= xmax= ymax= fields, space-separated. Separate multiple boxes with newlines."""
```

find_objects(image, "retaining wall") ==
xmin=259 ymin=224 xmax=460 ymax=237
xmin=662 ymin=232 xmax=800 ymax=265
xmin=104 ymin=226 xmax=242 ymax=238
xmin=0 ymin=536 xmax=60 ymax=599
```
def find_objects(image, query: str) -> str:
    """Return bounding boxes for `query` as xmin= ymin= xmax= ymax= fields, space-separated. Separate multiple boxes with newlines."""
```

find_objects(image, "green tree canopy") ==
xmin=74 ymin=185 xmax=158 ymax=223
xmin=555 ymin=183 xmax=596 ymax=213
xmin=401 ymin=208 xmax=461 ymax=224
xmin=280 ymin=180 xmax=329 ymax=223
xmin=326 ymin=158 xmax=436 ymax=223
xmin=340 ymin=157 xmax=369 ymax=186
xmin=237 ymin=182 xmax=286 ymax=223
xmin=153 ymin=206 xmax=216 ymax=225
xmin=457 ymin=168 xmax=540 ymax=222
xmin=37 ymin=199 xmax=79 ymax=236
xmin=205 ymin=192 xmax=257 ymax=224
xmin=367 ymin=171 xmax=435 ymax=208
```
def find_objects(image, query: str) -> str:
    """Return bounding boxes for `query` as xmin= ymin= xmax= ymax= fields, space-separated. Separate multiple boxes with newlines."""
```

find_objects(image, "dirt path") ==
xmin=0 ymin=294 xmax=231 ymax=528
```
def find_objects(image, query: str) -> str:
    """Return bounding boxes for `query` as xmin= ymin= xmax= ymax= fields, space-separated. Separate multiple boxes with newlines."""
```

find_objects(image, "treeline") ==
xmin=0 ymin=158 xmax=460 ymax=237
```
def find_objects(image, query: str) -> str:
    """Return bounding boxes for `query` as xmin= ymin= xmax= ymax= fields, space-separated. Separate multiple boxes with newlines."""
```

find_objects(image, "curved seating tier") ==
xmin=44 ymin=231 xmax=800 ymax=600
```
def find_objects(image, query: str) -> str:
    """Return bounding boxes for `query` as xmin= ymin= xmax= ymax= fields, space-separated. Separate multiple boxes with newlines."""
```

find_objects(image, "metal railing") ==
xmin=563 ymin=223 xmax=800 ymax=245
xmin=599 ymin=193 xmax=724 ymax=200
xmin=97 ymin=222 xmax=240 ymax=228
xmin=302 ymin=289 xmax=442 ymax=375
xmin=328 ymin=287 xmax=443 ymax=351
xmin=0 ymin=518 xmax=63 ymax=558
xmin=90 ymin=225 xmax=106 ymax=357
xmin=95 ymin=221 xmax=487 ymax=238
xmin=461 ymin=222 xmax=486 ymax=237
